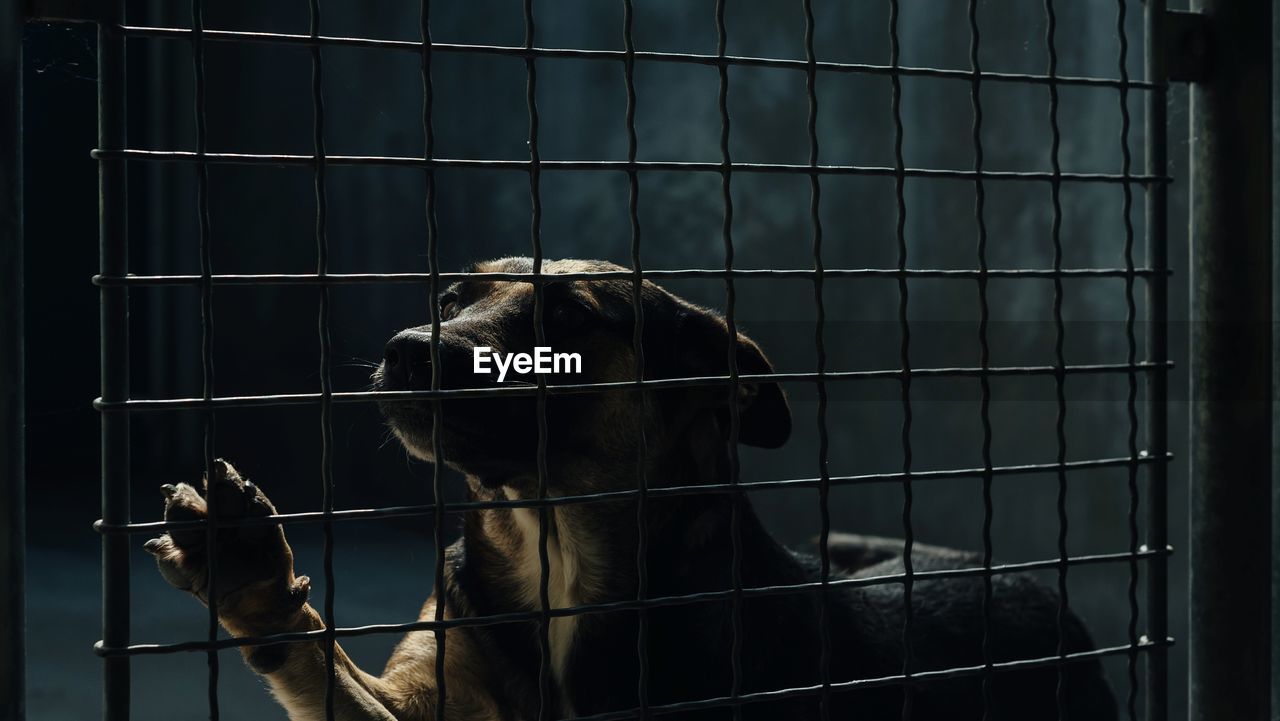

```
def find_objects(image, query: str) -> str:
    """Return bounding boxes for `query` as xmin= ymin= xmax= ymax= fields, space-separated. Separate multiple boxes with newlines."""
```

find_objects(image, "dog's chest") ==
xmin=506 ymin=505 xmax=602 ymax=707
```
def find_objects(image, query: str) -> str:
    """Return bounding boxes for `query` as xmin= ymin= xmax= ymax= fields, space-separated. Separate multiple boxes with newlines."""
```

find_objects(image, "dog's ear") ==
xmin=651 ymin=301 xmax=791 ymax=448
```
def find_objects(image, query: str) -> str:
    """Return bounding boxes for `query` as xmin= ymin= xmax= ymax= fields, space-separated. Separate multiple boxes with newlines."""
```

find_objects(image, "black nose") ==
xmin=382 ymin=330 xmax=432 ymax=389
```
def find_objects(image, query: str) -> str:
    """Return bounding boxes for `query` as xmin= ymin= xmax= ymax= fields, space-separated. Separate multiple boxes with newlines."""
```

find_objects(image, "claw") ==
xmin=143 ymin=537 xmax=165 ymax=555
xmin=160 ymin=484 xmax=177 ymax=500
xmin=292 ymin=575 xmax=312 ymax=602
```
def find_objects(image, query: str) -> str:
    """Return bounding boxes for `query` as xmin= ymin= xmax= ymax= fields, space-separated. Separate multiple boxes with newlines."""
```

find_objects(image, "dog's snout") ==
xmin=382 ymin=330 xmax=432 ymax=389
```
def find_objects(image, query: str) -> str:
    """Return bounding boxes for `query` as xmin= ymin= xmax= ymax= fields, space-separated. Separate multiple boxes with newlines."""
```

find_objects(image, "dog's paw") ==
xmin=144 ymin=459 xmax=309 ymax=621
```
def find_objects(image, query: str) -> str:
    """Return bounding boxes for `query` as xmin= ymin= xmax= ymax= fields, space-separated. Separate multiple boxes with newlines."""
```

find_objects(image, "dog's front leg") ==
xmin=143 ymin=460 xmax=490 ymax=721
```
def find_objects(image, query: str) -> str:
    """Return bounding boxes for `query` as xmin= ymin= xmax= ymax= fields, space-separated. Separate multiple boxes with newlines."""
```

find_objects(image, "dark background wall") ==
xmin=22 ymin=1 xmax=1192 ymax=718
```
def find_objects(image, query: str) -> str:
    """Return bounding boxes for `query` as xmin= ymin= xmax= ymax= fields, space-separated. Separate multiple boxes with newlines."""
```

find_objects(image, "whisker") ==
xmin=378 ymin=426 xmax=398 ymax=451
xmin=334 ymin=353 xmax=381 ymax=369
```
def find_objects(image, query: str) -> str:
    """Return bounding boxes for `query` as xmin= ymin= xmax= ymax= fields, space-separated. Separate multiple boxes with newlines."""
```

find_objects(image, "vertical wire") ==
xmin=1141 ymin=0 xmax=1169 ymax=715
xmin=190 ymin=1 xmax=219 ymax=717
xmin=1043 ymin=1 xmax=1069 ymax=717
xmin=713 ymin=2 xmax=744 ymax=718
xmin=1114 ymin=1 xmax=1140 ymax=719
xmin=522 ymin=2 xmax=553 ymax=719
xmin=307 ymin=1 xmax=337 ymax=719
xmin=801 ymin=1 xmax=831 ymax=718
xmin=967 ymin=2 xmax=994 ymax=719
xmin=97 ymin=4 xmax=131 ymax=716
xmin=621 ymin=0 xmax=650 ymax=717
xmin=419 ymin=2 xmax=448 ymax=719
xmin=888 ymin=2 xmax=914 ymax=718
xmin=1146 ymin=1 xmax=1167 ymax=717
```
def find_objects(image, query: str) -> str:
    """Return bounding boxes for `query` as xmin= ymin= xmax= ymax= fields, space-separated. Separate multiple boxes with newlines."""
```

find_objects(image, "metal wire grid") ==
xmin=89 ymin=1 xmax=1173 ymax=720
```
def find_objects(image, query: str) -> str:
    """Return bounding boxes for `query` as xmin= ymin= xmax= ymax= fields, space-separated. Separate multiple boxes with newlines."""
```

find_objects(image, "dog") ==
xmin=145 ymin=257 xmax=1118 ymax=720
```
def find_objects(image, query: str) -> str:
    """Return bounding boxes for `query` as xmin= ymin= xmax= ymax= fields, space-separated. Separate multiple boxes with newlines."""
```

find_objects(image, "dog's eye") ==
xmin=438 ymin=293 xmax=460 ymax=321
xmin=551 ymin=302 xmax=585 ymax=330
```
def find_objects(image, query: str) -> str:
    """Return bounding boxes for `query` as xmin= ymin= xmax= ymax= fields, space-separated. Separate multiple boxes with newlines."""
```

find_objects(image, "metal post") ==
xmin=1188 ymin=1 xmax=1273 ymax=720
xmin=1142 ymin=2 xmax=1169 ymax=719
xmin=0 ymin=0 xmax=25 ymax=719
xmin=98 ymin=2 xmax=130 ymax=719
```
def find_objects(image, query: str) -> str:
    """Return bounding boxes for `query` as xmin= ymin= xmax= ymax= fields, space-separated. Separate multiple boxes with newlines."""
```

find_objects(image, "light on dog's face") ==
xmin=372 ymin=258 xmax=652 ymax=481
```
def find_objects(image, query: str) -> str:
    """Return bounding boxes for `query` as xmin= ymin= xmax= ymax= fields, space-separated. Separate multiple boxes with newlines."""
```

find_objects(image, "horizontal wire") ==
xmin=96 ymin=452 xmax=1171 ymax=536
xmin=563 ymin=638 xmax=1172 ymax=721
xmin=95 ymin=548 xmax=1171 ymax=656
xmin=92 ymin=361 xmax=1172 ymax=412
xmin=91 ymin=267 xmax=1169 ymax=287
xmin=93 ymin=635 xmax=1169 ymax=719
xmin=89 ymin=149 xmax=1168 ymax=185
xmin=117 ymin=24 xmax=1158 ymax=92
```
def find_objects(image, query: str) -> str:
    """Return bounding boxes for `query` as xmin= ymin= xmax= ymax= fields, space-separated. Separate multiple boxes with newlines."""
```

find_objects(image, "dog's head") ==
xmin=373 ymin=257 xmax=790 ymax=488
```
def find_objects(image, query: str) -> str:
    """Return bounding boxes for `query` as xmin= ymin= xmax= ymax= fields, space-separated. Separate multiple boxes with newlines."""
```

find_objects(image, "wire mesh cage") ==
xmin=72 ymin=0 xmax=1176 ymax=718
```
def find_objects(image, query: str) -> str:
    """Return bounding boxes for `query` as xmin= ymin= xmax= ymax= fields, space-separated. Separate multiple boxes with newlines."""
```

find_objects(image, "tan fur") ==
xmin=499 ymin=486 xmax=611 ymax=708
xmin=240 ymin=599 xmax=504 ymax=721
